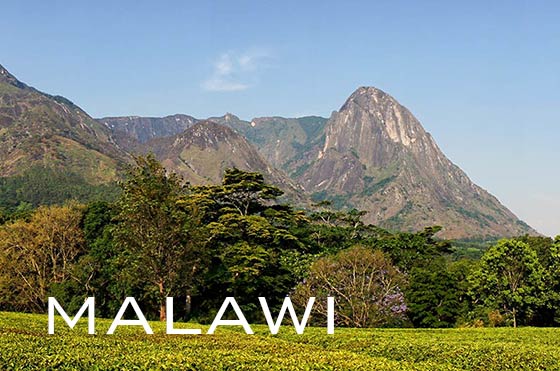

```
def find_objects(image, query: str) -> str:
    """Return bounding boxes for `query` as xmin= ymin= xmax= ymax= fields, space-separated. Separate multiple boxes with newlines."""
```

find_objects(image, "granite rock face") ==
xmin=299 ymin=87 xmax=537 ymax=238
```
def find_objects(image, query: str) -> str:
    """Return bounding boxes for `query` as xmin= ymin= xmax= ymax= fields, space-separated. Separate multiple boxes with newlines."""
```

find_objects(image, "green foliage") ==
xmin=537 ymin=237 xmax=560 ymax=326
xmin=113 ymin=154 xmax=202 ymax=321
xmin=310 ymin=191 xmax=352 ymax=210
xmin=300 ymin=202 xmax=385 ymax=255
xmin=0 ymin=203 xmax=86 ymax=312
xmin=1 ymin=156 xmax=558 ymax=330
xmin=406 ymin=258 xmax=474 ymax=328
xmin=515 ymin=235 xmax=555 ymax=268
xmin=468 ymin=239 xmax=546 ymax=327
xmin=450 ymin=238 xmax=495 ymax=260
xmin=376 ymin=226 xmax=453 ymax=272
xmin=2 ymin=312 xmax=560 ymax=370
xmin=186 ymin=168 xmax=305 ymax=321
xmin=77 ymin=201 xmax=124 ymax=318
xmin=0 ymin=166 xmax=120 ymax=211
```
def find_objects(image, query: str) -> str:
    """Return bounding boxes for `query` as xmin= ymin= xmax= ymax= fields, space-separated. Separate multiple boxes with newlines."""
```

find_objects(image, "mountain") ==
xmin=144 ymin=120 xmax=304 ymax=198
xmin=209 ymin=114 xmax=328 ymax=177
xmin=0 ymin=64 xmax=129 ymax=186
xmin=297 ymin=87 xmax=536 ymax=239
xmin=1 ymin=62 xmax=535 ymax=238
xmin=99 ymin=114 xmax=199 ymax=152
xmin=100 ymin=112 xmax=328 ymax=176
xmin=99 ymin=88 xmax=536 ymax=238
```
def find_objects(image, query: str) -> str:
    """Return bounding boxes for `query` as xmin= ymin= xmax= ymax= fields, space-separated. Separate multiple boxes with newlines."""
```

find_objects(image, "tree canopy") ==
xmin=1 ymin=156 xmax=558 ymax=328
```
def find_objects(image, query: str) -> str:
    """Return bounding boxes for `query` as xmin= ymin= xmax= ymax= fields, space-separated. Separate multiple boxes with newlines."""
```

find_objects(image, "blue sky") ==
xmin=2 ymin=0 xmax=559 ymax=236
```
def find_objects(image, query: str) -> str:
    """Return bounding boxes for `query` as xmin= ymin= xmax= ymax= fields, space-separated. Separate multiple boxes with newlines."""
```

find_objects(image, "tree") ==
xmin=303 ymin=202 xmax=385 ymax=255
xmin=293 ymin=245 xmax=407 ymax=327
xmin=469 ymin=239 xmax=545 ymax=327
xmin=512 ymin=235 xmax=559 ymax=326
xmin=185 ymin=168 xmax=306 ymax=321
xmin=376 ymin=226 xmax=452 ymax=273
xmin=0 ymin=203 xmax=85 ymax=312
xmin=539 ymin=237 xmax=560 ymax=326
xmin=406 ymin=258 xmax=474 ymax=328
xmin=113 ymin=154 xmax=202 ymax=321
xmin=76 ymin=201 xmax=122 ymax=317
xmin=212 ymin=168 xmax=284 ymax=216
xmin=515 ymin=235 xmax=555 ymax=268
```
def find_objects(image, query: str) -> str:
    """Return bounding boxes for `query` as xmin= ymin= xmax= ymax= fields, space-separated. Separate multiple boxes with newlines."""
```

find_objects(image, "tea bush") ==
xmin=1 ymin=312 xmax=559 ymax=370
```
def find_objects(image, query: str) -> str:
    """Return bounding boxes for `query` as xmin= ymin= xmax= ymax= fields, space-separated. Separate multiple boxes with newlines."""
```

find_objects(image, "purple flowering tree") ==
xmin=294 ymin=245 xmax=407 ymax=327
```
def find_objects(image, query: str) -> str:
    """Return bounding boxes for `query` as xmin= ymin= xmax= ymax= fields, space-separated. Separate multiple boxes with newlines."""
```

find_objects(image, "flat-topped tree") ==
xmin=218 ymin=168 xmax=284 ymax=216
xmin=185 ymin=168 xmax=304 ymax=320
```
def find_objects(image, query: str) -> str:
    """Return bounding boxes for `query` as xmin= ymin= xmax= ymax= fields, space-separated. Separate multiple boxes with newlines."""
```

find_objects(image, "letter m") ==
xmin=48 ymin=297 xmax=95 ymax=334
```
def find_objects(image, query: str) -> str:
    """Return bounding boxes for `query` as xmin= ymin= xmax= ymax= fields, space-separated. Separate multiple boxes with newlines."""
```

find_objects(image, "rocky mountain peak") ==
xmin=182 ymin=120 xmax=241 ymax=148
xmin=223 ymin=113 xmax=240 ymax=122
xmin=0 ymin=64 xmax=28 ymax=89
xmin=99 ymin=114 xmax=198 ymax=148
xmin=341 ymin=86 xmax=394 ymax=108
xmin=143 ymin=120 xmax=303 ymax=199
xmin=318 ymin=86 xmax=427 ymax=169
xmin=0 ymin=63 xmax=130 ymax=185
xmin=333 ymin=86 xmax=425 ymax=150
xmin=0 ymin=64 xmax=536 ymax=239
xmin=303 ymin=86 xmax=538 ymax=239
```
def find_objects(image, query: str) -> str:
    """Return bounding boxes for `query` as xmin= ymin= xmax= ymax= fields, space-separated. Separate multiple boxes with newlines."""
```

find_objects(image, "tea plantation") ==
xmin=1 ymin=312 xmax=559 ymax=370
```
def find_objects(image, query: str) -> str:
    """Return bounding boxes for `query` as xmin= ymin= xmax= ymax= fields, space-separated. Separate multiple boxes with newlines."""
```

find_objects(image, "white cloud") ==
xmin=201 ymin=50 xmax=270 ymax=92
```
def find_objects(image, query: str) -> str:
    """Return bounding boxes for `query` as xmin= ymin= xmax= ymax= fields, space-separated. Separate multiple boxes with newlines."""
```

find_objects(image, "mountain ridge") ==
xmin=142 ymin=120 xmax=305 ymax=200
xmin=0 ymin=63 xmax=538 ymax=238
xmin=0 ymin=64 xmax=130 ymax=184
xmin=99 ymin=86 xmax=537 ymax=238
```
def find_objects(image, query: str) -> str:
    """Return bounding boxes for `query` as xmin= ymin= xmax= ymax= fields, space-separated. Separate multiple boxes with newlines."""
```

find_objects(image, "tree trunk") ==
xmin=512 ymin=308 xmax=517 ymax=328
xmin=185 ymin=293 xmax=192 ymax=315
xmin=158 ymin=280 xmax=166 ymax=321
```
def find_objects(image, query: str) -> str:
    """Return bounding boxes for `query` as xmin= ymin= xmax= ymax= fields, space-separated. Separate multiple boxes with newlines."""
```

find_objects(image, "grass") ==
xmin=1 ymin=311 xmax=560 ymax=370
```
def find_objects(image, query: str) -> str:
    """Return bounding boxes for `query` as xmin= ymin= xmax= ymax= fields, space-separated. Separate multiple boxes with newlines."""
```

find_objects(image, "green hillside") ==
xmin=0 ymin=64 xmax=129 ymax=211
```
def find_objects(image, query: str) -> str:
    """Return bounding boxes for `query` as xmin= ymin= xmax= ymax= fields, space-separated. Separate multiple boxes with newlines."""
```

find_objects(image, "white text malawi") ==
xmin=48 ymin=297 xmax=335 ymax=335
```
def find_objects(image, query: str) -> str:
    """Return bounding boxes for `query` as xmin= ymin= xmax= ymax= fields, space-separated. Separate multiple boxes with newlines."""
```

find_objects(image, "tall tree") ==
xmin=113 ymin=154 xmax=201 ymax=321
xmin=186 ymin=168 xmax=304 ymax=320
xmin=513 ymin=235 xmax=559 ymax=326
xmin=469 ymin=239 xmax=545 ymax=327
xmin=406 ymin=258 xmax=473 ymax=328
xmin=540 ymin=237 xmax=560 ymax=326
xmin=76 ymin=201 xmax=123 ymax=317
xmin=0 ymin=203 xmax=85 ymax=312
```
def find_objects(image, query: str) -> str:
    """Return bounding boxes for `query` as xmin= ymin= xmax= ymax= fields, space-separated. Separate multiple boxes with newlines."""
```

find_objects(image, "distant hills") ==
xmin=0 ymin=63 xmax=538 ymax=238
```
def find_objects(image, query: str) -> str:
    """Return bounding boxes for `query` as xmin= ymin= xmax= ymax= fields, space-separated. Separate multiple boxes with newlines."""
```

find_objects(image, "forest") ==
xmin=0 ymin=155 xmax=559 ymax=329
